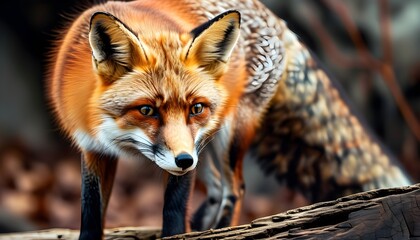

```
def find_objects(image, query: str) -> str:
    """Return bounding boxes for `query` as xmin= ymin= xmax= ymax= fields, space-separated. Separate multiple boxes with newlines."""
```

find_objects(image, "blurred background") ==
xmin=0 ymin=0 xmax=419 ymax=234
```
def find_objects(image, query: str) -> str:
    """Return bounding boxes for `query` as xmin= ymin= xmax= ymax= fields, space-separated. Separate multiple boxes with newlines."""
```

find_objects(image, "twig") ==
xmin=377 ymin=0 xmax=420 ymax=141
xmin=309 ymin=15 xmax=366 ymax=68
xmin=321 ymin=0 xmax=420 ymax=141
xmin=379 ymin=0 xmax=393 ymax=64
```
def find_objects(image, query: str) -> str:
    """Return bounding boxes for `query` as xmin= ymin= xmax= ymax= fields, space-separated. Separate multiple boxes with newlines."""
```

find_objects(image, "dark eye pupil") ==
xmin=140 ymin=106 xmax=154 ymax=116
xmin=191 ymin=103 xmax=203 ymax=115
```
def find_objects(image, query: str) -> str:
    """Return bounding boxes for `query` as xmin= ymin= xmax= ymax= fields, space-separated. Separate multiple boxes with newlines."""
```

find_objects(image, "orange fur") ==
xmin=48 ymin=1 xmax=249 ymax=237
xmin=48 ymin=1 xmax=246 ymax=150
xmin=47 ymin=1 xmax=412 ymax=238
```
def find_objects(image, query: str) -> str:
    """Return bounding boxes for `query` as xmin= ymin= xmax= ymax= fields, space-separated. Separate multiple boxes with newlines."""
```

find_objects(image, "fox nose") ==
xmin=175 ymin=152 xmax=194 ymax=170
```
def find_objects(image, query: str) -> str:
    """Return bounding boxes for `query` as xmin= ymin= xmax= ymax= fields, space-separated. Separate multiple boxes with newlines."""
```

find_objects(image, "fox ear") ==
xmin=89 ymin=12 xmax=149 ymax=83
xmin=184 ymin=10 xmax=240 ymax=78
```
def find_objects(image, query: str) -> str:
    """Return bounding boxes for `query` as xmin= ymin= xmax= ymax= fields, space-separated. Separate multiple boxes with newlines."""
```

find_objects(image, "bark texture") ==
xmin=2 ymin=184 xmax=419 ymax=240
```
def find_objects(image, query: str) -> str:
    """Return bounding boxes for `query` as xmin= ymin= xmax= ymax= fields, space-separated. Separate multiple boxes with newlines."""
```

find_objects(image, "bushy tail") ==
xmin=249 ymin=32 xmax=412 ymax=202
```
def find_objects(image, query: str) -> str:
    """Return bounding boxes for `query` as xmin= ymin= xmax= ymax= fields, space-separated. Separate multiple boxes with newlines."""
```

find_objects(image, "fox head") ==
xmin=83 ymin=10 xmax=240 ymax=175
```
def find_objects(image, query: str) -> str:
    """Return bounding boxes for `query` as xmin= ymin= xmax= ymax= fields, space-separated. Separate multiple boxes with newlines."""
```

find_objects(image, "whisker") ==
xmin=197 ymin=136 xmax=214 ymax=154
xmin=197 ymin=128 xmax=222 ymax=154
xmin=109 ymin=133 xmax=156 ymax=159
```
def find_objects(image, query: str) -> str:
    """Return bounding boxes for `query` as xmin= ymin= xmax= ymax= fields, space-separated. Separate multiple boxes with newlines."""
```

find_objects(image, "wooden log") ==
xmin=1 ymin=183 xmax=419 ymax=240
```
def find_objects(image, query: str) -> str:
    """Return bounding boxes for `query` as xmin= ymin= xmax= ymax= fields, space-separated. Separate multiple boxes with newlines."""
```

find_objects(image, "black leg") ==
xmin=191 ymin=196 xmax=219 ymax=231
xmin=79 ymin=152 xmax=118 ymax=240
xmin=161 ymin=172 xmax=194 ymax=237
xmin=79 ymin=157 xmax=102 ymax=240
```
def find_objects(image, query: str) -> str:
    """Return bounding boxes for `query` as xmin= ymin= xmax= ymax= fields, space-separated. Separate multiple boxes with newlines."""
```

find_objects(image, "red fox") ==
xmin=48 ymin=0 xmax=412 ymax=238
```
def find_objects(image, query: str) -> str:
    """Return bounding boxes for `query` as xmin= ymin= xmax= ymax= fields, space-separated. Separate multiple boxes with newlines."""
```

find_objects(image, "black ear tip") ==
xmin=89 ymin=12 xmax=117 ymax=30
xmin=226 ymin=10 xmax=241 ymax=17
xmin=218 ymin=10 xmax=241 ymax=29
xmin=90 ymin=12 xmax=105 ymax=31
xmin=190 ymin=9 xmax=241 ymax=38
xmin=220 ymin=10 xmax=241 ymax=22
xmin=227 ymin=10 xmax=241 ymax=18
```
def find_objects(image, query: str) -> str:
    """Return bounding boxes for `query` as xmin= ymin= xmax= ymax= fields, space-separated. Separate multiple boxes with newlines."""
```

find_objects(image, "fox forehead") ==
xmin=141 ymin=31 xmax=188 ymax=63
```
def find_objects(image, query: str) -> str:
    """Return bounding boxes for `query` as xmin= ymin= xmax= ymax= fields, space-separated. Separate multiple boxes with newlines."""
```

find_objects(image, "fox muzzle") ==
xmin=175 ymin=152 xmax=194 ymax=170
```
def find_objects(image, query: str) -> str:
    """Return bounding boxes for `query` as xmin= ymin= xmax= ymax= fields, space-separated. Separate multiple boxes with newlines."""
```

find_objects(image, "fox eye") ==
xmin=139 ymin=105 xmax=156 ymax=116
xmin=190 ymin=103 xmax=204 ymax=115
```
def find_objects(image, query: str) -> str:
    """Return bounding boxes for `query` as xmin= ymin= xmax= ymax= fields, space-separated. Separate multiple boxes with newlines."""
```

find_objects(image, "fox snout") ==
xmin=175 ymin=152 xmax=194 ymax=170
xmin=157 ymin=124 xmax=198 ymax=175
xmin=156 ymin=149 xmax=197 ymax=176
xmin=157 ymin=151 xmax=197 ymax=176
xmin=149 ymin=115 xmax=199 ymax=175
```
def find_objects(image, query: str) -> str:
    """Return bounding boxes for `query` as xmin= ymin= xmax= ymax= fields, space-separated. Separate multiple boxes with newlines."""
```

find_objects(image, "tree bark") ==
xmin=2 ymin=183 xmax=420 ymax=240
